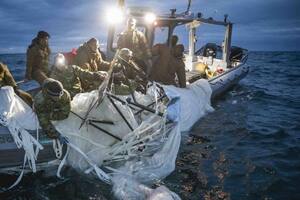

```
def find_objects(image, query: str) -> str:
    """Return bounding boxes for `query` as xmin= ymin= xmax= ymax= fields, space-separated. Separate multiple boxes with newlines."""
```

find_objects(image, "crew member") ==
xmin=117 ymin=17 xmax=152 ymax=75
xmin=73 ymin=38 xmax=110 ymax=72
xmin=73 ymin=38 xmax=110 ymax=91
xmin=151 ymin=35 xmax=186 ymax=88
xmin=111 ymin=48 xmax=147 ymax=95
xmin=26 ymin=31 xmax=51 ymax=84
xmin=50 ymin=53 xmax=107 ymax=97
xmin=34 ymin=78 xmax=71 ymax=139
xmin=0 ymin=62 xmax=33 ymax=106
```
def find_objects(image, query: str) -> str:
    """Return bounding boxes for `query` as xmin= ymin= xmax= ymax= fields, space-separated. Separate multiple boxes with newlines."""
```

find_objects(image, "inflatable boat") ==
xmin=0 ymin=4 xmax=248 ymax=197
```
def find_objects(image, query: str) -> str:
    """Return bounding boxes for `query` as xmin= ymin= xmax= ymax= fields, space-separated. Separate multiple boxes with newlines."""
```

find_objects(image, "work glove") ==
xmin=96 ymin=71 xmax=108 ymax=80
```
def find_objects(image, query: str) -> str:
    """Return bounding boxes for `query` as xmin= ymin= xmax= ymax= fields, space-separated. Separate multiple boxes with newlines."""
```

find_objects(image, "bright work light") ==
xmin=105 ymin=7 xmax=123 ymax=24
xmin=144 ymin=12 xmax=156 ymax=24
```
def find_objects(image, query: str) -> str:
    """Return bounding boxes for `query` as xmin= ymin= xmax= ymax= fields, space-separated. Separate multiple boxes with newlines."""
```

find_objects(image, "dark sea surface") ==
xmin=0 ymin=52 xmax=300 ymax=199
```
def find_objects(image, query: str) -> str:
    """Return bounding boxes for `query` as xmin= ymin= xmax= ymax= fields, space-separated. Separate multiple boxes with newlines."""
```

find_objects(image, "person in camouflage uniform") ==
xmin=117 ymin=17 xmax=152 ymax=75
xmin=26 ymin=31 xmax=51 ymax=85
xmin=50 ymin=54 xmax=107 ymax=97
xmin=0 ymin=62 xmax=33 ymax=106
xmin=73 ymin=38 xmax=110 ymax=72
xmin=34 ymin=78 xmax=71 ymax=139
xmin=73 ymin=38 xmax=110 ymax=91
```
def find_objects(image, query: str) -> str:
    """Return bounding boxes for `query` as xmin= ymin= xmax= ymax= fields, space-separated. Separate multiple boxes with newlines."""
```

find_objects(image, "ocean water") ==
xmin=0 ymin=52 xmax=300 ymax=199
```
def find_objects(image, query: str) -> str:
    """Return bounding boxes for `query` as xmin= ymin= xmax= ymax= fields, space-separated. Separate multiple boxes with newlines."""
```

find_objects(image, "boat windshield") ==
xmin=173 ymin=23 xmax=225 ymax=59
xmin=153 ymin=26 xmax=169 ymax=45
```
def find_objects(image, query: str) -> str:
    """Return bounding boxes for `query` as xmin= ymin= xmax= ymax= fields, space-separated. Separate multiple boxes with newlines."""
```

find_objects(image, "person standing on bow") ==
xmin=0 ymin=62 xmax=33 ymax=106
xmin=50 ymin=53 xmax=107 ymax=98
xmin=26 ymin=31 xmax=51 ymax=85
xmin=34 ymin=78 xmax=71 ymax=139
xmin=117 ymin=17 xmax=152 ymax=76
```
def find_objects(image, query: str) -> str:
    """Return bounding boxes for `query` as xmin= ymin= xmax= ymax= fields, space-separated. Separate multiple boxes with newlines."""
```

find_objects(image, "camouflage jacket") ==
xmin=117 ymin=29 xmax=152 ymax=61
xmin=0 ymin=62 xmax=17 ymax=88
xmin=26 ymin=38 xmax=51 ymax=79
xmin=34 ymin=89 xmax=71 ymax=138
xmin=50 ymin=65 xmax=102 ymax=97
xmin=73 ymin=43 xmax=110 ymax=72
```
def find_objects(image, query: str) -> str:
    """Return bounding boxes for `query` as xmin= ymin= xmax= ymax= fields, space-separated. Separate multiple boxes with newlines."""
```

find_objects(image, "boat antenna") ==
xmin=185 ymin=0 xmax=192 ymax=15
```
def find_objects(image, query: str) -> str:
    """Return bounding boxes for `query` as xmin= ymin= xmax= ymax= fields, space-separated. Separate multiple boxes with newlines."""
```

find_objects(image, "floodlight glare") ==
xmin=105 ymin=7 xmax=123 ymax=24
xmin=144 ymin=12 xmax=156 ymax=24
xmin=55 ymin=56 xmax=65 ymax=67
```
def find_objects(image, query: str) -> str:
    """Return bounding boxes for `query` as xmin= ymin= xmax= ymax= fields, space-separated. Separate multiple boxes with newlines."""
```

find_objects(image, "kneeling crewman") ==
xmin=50 ymin=53 xmax=107 ymax=98
xmin=34 ymin=78 xmax=71 ymax=139
xmin=0 ymin=62 xmax=33 ymax=106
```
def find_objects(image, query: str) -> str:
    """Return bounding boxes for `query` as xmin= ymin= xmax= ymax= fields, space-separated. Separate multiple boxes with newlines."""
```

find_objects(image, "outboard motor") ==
xmin=229 ymin=46 xmax=244 ymax=61
xmin=196 ymin=43 xmax=218 ymax=58
xmin=203 ymin=43 xmax=217 ymax=58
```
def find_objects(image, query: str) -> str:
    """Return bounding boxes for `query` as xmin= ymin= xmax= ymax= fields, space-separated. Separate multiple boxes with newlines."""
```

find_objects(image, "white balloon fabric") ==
xmin=164 ymin=79 xmax=214 ymax=132
xmin=53 ymin=79 xmax=213 ymax=199
xmin=0 ymin=86 xmax=42 ymax=189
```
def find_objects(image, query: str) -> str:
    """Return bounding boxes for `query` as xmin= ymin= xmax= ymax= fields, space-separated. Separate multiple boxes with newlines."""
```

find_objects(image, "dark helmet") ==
xmin=118 ymin=48 xmax=133 ymax=62
xmin=42 ymin=78 xmax=64 ymax=97
xmin=37 ymin=31 xmax=50 ymax=39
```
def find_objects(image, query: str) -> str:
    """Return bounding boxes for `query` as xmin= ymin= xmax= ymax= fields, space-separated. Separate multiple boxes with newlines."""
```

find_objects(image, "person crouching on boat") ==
xmin=34 ymin=78 xmax=71 ymax=139
xmin=50 ymin=53 xmax=107 ymax=98
xmin=110 ymin=48 xmax=148 ymax=95
xmin=25 ymin=31 xmax=51 ymax=85
xmin=117 ymin=17 xmax=152 ymax=76
xmin=0 ymin=62 xmax=33 ymax=106
xmin=72 ymin=38 xmax=110 ymax=91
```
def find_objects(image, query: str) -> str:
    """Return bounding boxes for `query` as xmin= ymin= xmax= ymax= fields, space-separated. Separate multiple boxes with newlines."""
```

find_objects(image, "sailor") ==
xmin=111 ymin=48 xmax=146 ymax=95
xmin=26 ymin=31 xmax=51 ymax=85
xmin=151 ymin=35 xmax=186 ymax=88
xmin=0 ymin=62 xmax=33 ymax=106
xmin=169 ymin=44 xmax=186 ymax=88
xmin=73 ymin=38 xmax=110 ymax=72
xmin=117 ymin=17 xmax=152 ymax=75
xmin=34 ymin=78 xmax=71 ymax=139
xmin=73 ymin=38 xmax=110 ymax=91
xmin=50 ymin=53 xmax=107 ymax=98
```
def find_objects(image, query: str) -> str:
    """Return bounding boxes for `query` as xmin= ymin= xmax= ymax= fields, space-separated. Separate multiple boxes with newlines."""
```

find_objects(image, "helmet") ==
xmin=42 ymin=78 xmax=64 ymax=97
xmin=37 ymin=31 xmax=50 ymax=39
xmin=118 ymin=48 xmax=133 ymax=62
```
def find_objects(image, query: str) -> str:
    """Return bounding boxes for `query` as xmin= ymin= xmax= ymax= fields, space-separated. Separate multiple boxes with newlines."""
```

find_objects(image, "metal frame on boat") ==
xmin=105 ymin=6 xmax=249 ymax=98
